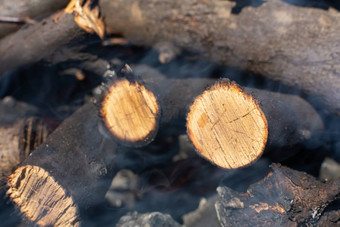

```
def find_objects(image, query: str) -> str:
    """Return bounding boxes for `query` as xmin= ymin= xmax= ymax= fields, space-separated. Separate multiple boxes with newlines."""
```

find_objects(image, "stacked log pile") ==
xmin=0 ymin=0 xmax=339 ymax=226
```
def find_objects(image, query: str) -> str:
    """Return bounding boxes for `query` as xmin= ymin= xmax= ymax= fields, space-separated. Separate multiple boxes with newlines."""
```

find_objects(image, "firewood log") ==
xmin=0 ymin=0 xmax=69 ymax=38
xmin=187 ymin=80 xmax=268 ymax=169
xmin=6 ymin=102 xmax=121 ymax=226
xmin=100 ymin=77 xmax=160 ymax=147
xmin=1 ymin=0 xmax=339 ymax=117
xmin=0 ymin=12 xmax=84 ymax=75
xmin=216 ymin=163 xmax=340 ymax=226
xmin=5 ymin=72 xmax=324 ymax=225
xmin=101 ymin=72 xmax=323 ymax=168
xmin=99 ymin=0 xmax=340 ymax=115
xmin=5 ymin=77 xmax=323 ymax=225
xmin=0 ymin=0 xmax=103 ymax=75
xmin=184 ymin=78 xmax=324 ymax=169
xmin=0 ymin=117 xmax=48 ymax=189
xmin=0 ymin=98 xmax=45 ymax=187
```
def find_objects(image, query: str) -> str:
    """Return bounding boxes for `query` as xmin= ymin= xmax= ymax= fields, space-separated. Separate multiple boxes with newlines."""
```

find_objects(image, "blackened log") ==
xmin=7 ymin=103 xmax=119 ymax=226
xmin=216 ymin=163 xmax=340 ymax=226
xmin=100 ymin=0 xmax=340 ymax=115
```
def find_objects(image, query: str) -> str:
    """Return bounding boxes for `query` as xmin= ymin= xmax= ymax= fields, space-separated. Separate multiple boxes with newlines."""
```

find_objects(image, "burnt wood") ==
xmin=216 ymin=163 xmax=340 ymax=226
xmin=7 ymin=103 xmax=119 ymax=226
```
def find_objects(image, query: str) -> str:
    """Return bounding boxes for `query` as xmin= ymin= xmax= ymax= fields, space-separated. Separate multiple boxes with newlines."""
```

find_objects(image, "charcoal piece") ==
xmin=216 ymin=163 xmax=340 ymax=226
xmin=117 ymin=212 xmax=181 ymax=227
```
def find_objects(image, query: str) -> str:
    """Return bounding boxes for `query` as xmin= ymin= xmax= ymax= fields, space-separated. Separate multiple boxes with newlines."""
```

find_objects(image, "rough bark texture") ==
xmin=7 ymin=102 xmax=119 ymax=226
xmin=96 ymin=70 xmax=323 ymax=168
xmin=100 ymin=0 xmax=340 ymax=115
xmin=216 ymin=163 xmax=340 ymax=226
xmin=0 ymin=0 xmax=69 ymax=38
xmin=0 ymin=12 xmax=85 ymax=75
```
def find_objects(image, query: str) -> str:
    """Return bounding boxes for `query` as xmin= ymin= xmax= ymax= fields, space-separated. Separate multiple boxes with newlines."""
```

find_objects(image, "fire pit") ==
xmin=0 ymin=0 xmax=340 ymax=226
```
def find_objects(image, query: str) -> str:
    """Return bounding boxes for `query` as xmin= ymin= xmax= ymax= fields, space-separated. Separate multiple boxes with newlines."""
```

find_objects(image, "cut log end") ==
xmin=187 ymin=80 xmax=268 ymax=169
xmin=101 ymin=79 xmax=160 ymax=146
xmin=7 ymin=165 xmax=80 ymax=227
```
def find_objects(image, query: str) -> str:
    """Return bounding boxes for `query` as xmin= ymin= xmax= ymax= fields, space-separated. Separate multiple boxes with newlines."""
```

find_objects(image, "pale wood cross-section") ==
xmin=7 ymin=165 xmax=80 ymax=226
xmin=187 ymin=80 xmax=268 ymax=169
xmin=101 ymin=79 xmax=159 ymax=146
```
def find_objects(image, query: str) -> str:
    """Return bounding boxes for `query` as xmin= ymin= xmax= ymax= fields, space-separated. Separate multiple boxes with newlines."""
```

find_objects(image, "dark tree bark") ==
xmin=7 ymin=103 xmax=119 ymax=226
xmin=0 ymin=12 xmax=86 ymax=75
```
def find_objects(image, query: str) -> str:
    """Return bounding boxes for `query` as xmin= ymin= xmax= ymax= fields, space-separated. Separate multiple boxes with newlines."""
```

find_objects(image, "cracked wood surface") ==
xmin=101 ymin=78 xmax=160 ymax=147
xmin=187 ymin=80 xmax=268 ymax=169
xmin=7 ymin=165 xmax=79 ymax=226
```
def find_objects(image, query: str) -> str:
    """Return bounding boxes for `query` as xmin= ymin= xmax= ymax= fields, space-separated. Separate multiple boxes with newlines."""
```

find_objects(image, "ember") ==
xmin=0 ymin=0 xmax=340 ymax=226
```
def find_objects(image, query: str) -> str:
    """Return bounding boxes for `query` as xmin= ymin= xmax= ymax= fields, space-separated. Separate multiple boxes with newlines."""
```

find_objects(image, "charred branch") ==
xmin=7 ymin=103 xmax=118 ymax=226
xmin=216 ymin=163 xmax=340 ymax=226
xmin=0 ymin=0 xmax=104 ymax=75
